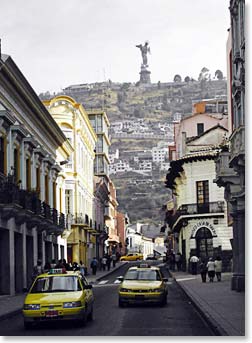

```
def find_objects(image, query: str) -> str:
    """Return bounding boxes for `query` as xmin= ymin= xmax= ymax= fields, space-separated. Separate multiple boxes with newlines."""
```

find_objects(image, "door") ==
xmin=196 ymin=227 xmax=213 ymax=260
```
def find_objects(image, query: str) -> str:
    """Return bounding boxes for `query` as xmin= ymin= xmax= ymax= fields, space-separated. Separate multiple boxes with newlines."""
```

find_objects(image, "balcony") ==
xmin=0 ymin=176 xmax=65 ymax=235
xmin=214 ymin=150 xmax=239 ymax=188
xmin=166 ymin=201 xmax=225 ymax=230
xmin=67 ymin=213 xmax=92 ymax=227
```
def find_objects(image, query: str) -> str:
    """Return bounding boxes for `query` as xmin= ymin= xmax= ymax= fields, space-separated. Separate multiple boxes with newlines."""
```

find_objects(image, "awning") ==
xmin=107 ymin=234 xmax=120 ymax=243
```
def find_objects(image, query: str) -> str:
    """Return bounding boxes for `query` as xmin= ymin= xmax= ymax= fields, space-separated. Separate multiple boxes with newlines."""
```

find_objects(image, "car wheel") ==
xmin=87 ymin=305 xmax=94 ymax=321
xmin=24 ymin=321 xmax=32 ymax=330
xmin=119 ymin=299 xmax=126 ymax=308
xmin=80 ymin=307 xmax=88 ymax=326
xmin=161 ymin=295 xmax=167 ymax=306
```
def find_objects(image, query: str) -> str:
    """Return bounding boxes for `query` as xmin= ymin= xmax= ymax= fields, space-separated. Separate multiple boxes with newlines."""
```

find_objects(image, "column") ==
xmin=8 ymin=218 xmax=15 ymax=295
xmin=22 ymin=223 xmax=27 ymax=289
xmin=32 ymin=227 xmax=38 ymax=267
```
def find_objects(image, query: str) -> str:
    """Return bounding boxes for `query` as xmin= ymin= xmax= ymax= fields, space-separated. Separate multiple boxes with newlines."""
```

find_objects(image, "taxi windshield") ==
xmin=30 ymin=276 xmax=81 ymax=293
xmin=124 ymin=269 xmax=161 ymax=281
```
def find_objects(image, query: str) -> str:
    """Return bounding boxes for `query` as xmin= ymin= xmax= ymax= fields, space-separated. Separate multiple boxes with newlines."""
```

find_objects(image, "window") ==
xmin=26 ymin=158 xmax=31 ymax=191
xmin=45 ymin=174 xmax=49 ymax=204
xmin=13 ymin=147 xmax=20 ymax=183
xmin=196 ymin=180 xmax=209 ymax=213
xmin=36 ymin=167 xmax=41 ymax=198
xmin=197 ymin=123 xmax=204 ymax=136
xmin=65 ymin=190 xmax=72 ymax=214
xmin=30 ymin=276 xmax=81 ymax=293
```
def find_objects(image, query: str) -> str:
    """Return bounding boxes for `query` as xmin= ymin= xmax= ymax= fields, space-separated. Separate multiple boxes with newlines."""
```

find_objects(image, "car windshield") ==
xmin=30 ymin=276 xmax=81 ymax=293
xmin=124 ymin=269 xmax=161 ymax=281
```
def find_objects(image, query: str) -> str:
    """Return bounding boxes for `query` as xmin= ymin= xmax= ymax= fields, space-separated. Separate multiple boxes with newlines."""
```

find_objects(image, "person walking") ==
xmin=199 ymin=258 xmax=208 ymax=283
xmin=190 ymin=254 xmax=199 ymax=275
xmin=79 ymin=260 xmax=86 ymax=277
xmin=102 ymin=256 xmax=107 ymax=271
xmin=106 ymin=254 xmax=111 ymax=271
xmin=90 ymin=257 xmax=98 ymax=275
xmin=214 ymin=256 xmax=222 ymax=281
xmin=207 ymin=257 xmax=216 ymax=282
xmin=175 ymin=252 xmax=182 ymax=271
xmin=112 ymin=253 xmax=117 ymax=268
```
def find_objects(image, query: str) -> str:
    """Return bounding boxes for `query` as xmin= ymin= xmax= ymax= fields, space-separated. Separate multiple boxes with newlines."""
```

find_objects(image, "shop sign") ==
xmin=191 ymin=221 xmax=217 ymax=238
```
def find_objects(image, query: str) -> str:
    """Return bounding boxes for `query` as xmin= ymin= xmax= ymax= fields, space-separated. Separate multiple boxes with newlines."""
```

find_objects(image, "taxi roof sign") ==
xmin=138 ymin=263 xmax=150 ymax=268
xmin=48 ymin=268 xmax=66 ymax=274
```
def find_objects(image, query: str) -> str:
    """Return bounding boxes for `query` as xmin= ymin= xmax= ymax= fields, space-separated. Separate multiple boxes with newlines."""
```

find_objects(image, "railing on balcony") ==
xmin=166 ymin=201 xmax=225 ymax=228
xmin=0 ymin=176 xmax=65 ymax=232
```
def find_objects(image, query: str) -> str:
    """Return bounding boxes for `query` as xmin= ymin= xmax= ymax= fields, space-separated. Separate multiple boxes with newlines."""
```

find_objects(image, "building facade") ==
xmin=0 ymin=54 xmax=70 ymax=295
xmin=44 ymin=96 xmax=97 ymax=268
xmin=165 ymin=103 xmax=233 ymax=272
xmin=214 ymin=0 xmax=245 ymax=291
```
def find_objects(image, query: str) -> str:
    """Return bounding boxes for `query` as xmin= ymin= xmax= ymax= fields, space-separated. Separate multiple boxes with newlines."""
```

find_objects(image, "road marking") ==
xmin=98 ymin=280 xmax=109 ymax=285
xmin=114 ymin=279 xmax=121 ymax=284
xmin=176 ymin=277 xmax=197 ymax=282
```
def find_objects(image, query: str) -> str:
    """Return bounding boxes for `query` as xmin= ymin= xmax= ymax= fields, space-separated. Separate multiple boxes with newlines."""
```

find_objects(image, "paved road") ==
xmin=0 ymin=262 xmax=215 ymax=336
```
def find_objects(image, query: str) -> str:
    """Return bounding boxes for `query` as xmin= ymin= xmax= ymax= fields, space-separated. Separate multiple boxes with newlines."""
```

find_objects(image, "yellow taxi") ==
xmin=118 ymin=264 xmax=168 ymax=307
xmin=22 ymin=268 xmax=94 ymax=329
xmin=120 ymin=253 xmax=143 ymax=261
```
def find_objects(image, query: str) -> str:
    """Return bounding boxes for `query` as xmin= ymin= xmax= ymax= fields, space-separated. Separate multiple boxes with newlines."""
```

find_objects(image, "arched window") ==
xmin=195 ymin=227 xmax=213 ymax=259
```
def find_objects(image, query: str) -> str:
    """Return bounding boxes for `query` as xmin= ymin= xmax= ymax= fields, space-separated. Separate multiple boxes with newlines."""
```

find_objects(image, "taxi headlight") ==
xmin=63 ymin=301 xmax=82 ymax=308
xmin=23 ymin=304 xmax=40 ymax=310
xmin=120 ymin=288 xmax=130 ymax=292
xmin=152 ymin=288 xmax=163 ymax=293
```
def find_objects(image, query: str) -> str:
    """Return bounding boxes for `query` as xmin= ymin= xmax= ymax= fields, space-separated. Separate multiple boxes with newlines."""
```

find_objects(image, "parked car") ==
xmin=146 ymin=254 xmax=157 ymax=260
xmin=118 ymin=263 xmax=168 ymax=307
xmin=23 ymin=268 xmax=94 ymax=329
xmin=120 ymin=253 xmax=143 ymax=261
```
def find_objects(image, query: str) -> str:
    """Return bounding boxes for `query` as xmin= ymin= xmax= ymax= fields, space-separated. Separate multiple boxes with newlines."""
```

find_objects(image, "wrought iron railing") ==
xmin=0 ymin=175 xmax=65 ymax=231
xmin=166 ymin=201 xmax=225 ymax=228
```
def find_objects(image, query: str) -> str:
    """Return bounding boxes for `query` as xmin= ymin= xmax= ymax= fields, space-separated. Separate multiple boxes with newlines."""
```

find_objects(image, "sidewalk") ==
xmin=0 ymin=262 xmax=126 ymax=322
xmin=170 ymin=271 xmax=245 ymax=336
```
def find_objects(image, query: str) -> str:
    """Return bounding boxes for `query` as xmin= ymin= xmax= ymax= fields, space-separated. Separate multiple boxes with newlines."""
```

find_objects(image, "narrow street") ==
xmin=0 ymin=263 xmax=215 ymax=336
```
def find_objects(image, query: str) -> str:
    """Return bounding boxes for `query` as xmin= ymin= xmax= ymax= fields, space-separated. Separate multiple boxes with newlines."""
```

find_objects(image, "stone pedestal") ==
xmin=139 ymin=66 xmax=151 ymax=84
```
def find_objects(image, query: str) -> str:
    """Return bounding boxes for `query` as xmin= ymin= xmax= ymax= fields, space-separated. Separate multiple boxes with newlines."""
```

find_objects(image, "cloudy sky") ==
xmin=1 ymin=0 xmax=230 ymax=94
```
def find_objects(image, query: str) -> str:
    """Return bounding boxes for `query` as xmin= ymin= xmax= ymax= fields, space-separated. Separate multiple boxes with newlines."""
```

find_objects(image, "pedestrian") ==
xmin=190 ymin=254 xmax=199 ymax=275
xmin=90 ymin=257 xmax=98 ymax=275
xmin=214 ymin=256 xmax=222 ymax=282
xmin=72 ymin=261 xmax=79 ymax=271
xmin=102 ymin=256 xmax=107 ymax=271
xmin=207 ymin=257 xmax=215 ymax=282
xmin=169 ymin=251 xmax=176 ymax=271
xmin=51 ymin=259 xmax=57 ymax=268
xmin=106 ymin=254 xmax=111 ymax=271
xmin=44 ymin=261 xmax=51 ymax=273
xmin=79 ymin=260 xmax=86 ymax=277
xmin=32 ymin=260 xmax=43 ymax=281
xmin=199 ymin=258 xmax=208 ymax=283
xmin=112 ymin=253 xmax=117 ymax=268
xmin=175 ymin=252 xmax=182 ymax=271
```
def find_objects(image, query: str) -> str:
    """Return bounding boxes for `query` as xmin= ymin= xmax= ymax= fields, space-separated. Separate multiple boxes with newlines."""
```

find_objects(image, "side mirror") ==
xmin=163 ymin=278 xmax=168 ymax=283
xmin=85 ymin=284 xmax=93 ymax=289
xmin=117 ymin=276 xmax=124 ymax=282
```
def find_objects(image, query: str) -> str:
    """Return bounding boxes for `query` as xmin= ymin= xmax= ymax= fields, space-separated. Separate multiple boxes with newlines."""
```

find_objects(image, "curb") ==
xmin=171 ymin=275 xmax=228 ymax=336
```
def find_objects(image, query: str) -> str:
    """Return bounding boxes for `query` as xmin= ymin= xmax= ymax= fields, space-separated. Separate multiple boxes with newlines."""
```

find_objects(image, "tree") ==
xmin=173 ymin=74 xmax=182 ymax=82
xmin=215 ymin=70 xmax=224 ymax=80
xmin=184 ymin=76 xmax=190 ymax=82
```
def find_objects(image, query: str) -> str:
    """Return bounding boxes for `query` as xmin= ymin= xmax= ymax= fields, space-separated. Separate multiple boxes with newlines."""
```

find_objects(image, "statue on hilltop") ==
xmin=136 ymin=41 xmax=151 ymax=67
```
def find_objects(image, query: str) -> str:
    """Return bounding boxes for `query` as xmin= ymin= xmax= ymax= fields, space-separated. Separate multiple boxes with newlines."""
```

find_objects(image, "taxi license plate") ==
xmin=45 ymin=310 xmax=58 ymax=318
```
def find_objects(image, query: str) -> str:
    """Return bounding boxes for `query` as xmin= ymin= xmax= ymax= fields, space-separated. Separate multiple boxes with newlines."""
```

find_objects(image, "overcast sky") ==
xmin=1 ymin=0 xmax=230 ymax=94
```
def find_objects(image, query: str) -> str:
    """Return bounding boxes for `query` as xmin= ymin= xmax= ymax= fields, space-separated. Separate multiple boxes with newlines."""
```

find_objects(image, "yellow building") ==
xmin=44 ymin=96 xmax=97 ymax=266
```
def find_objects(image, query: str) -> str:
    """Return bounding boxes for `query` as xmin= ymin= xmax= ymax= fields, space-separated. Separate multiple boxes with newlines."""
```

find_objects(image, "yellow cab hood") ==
xmin=121 ymin=280 xmax=162 ymax=289
xmin=25 ymin=291 xmax=83 ymax=304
